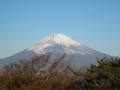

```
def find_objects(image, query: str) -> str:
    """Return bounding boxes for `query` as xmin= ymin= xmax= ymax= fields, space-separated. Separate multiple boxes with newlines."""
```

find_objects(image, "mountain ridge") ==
xmin=0 ymin=33 xmax=111 ymax=68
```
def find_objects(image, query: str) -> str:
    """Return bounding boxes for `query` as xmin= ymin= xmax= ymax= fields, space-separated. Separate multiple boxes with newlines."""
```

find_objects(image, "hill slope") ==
xmin=0 ymin=33 xmax=111 ymax=68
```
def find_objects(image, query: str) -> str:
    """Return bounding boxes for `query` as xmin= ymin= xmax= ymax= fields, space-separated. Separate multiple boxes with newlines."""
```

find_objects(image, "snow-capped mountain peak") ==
xmin=38 ymin=33 xmax=80 ymax=46
xmin=0 ymin=33 xmax=111 ymax=68
xmin=28 ymin=33 xmax=81 ymax=52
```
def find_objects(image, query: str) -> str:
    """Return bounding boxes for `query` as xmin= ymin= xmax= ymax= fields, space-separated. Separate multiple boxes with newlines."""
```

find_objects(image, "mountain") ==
xmin=0 ymin=33 xmax=111 ymax=68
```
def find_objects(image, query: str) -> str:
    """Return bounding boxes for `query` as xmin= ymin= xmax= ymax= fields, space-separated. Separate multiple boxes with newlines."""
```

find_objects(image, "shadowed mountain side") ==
xmin=0 ymin=33 xmax=112 ymax=68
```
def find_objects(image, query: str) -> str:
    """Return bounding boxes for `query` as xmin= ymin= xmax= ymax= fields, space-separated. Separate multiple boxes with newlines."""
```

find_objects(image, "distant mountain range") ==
xmin=0 ymin=33 xmax=111 ymax=68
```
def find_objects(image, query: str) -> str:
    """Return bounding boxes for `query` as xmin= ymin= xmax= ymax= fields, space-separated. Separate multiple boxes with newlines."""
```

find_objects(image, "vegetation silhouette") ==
xmin=0 ymin=54 xmax=120 ymax=90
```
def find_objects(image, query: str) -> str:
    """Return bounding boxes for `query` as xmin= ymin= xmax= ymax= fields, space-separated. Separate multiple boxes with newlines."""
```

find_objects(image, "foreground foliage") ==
xmin=0 ymin=55 xmax=120 ymax=90
xmin=68 ymin=57 xmax=120 ymax=90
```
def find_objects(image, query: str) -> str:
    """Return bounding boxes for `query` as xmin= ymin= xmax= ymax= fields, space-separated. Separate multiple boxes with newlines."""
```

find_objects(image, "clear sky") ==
xmin=0 ymin=0 xmax=120 ymax=58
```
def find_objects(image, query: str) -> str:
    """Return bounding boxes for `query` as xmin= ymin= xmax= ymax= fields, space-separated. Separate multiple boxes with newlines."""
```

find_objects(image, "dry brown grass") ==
xmin=0 ymin=54 xmax=74 ymax=90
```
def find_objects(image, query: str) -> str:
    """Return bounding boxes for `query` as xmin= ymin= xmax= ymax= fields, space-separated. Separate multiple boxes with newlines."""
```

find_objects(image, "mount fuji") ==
xmin=0 ymin=33 xmax=111 ymax=68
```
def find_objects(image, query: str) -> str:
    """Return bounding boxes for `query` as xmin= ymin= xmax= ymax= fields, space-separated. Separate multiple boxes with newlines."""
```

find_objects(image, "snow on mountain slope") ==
xmin=27 ymin=33 xmax=98 ymax=55
xmin=0 ymin=33 xmax=111 ymax=68
xmin=28 ymin=33 xmax=80 ymax=53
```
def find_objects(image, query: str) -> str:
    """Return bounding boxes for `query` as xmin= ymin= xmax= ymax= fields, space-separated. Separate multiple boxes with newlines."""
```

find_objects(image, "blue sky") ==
xmin=0 ymin=0 xmax=120 ymax=58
